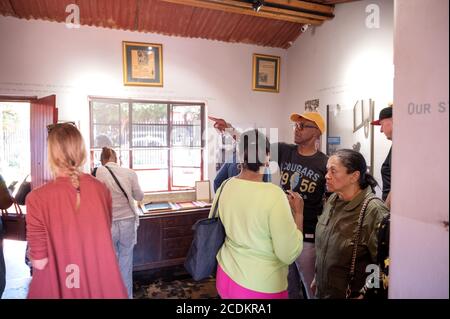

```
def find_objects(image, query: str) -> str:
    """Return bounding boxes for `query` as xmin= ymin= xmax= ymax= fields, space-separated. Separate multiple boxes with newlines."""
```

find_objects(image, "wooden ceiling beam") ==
xmin=320 ymin=0 xmax=359 ymax=4
xmin=260 ymin=3 xmax=331 ymax=21
xmin=160 ymin=0 xmax=327 ymax=25
xmin=264 ymin=0 xmax=334 ymax=15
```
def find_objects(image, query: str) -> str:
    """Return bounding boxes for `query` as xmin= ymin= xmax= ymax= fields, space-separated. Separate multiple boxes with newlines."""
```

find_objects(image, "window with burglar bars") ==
xmin=89 ymin=98 xmax=205 ymax=192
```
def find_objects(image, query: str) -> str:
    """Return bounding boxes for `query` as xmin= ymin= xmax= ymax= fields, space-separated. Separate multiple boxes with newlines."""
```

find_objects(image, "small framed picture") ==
xmin=195 ymin=180 xmax=211 ymax=202
xmin=252 ymin=54 xmax=280 ymax=93
xmin=122 ymin=41 xmax=163 ymax=87
xmin=353 ymin=99 xmax=374 ymax=133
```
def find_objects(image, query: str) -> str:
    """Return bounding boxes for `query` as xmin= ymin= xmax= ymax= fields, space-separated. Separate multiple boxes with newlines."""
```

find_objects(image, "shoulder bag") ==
xmin=1 ymin=199 xmax=26 ymax=241
xmin=184 ymin=178 xmax=231 ymax=281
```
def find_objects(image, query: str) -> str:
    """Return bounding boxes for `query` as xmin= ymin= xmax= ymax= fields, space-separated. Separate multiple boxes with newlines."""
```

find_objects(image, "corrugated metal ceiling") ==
xmin=0 ymin=0 xmax=357 ymax=48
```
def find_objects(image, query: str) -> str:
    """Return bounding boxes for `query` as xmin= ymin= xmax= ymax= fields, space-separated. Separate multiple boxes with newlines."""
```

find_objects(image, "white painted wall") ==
xmin=284 ymin=0 xmax=394 ymax=195
xmin=0 ymin=2 xmax=394 ymax=191
xmin=0 ymin=16 xmax=288 ymax=183
xmin=390 ymin=0 xmax=449 ymax=298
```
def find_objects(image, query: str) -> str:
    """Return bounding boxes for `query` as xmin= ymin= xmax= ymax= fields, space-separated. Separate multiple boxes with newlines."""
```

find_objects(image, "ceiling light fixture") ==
xmin=301 ymin=24 xmax=310 ymax=33
xmin=252 ymin=0 xmax=264 ymax=12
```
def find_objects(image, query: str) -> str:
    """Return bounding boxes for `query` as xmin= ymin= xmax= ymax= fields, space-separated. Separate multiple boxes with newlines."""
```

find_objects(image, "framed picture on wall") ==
xmin=252 ymin=54 xmax=280 ymax=93
xmin=353 ymin=99 xmax=373 ymax=133
xmin=195 ymin=180 xmax=211 ymax=202
xmin=327 ymin=102 xmax=375 ymax=175
xmin=305 ymin=99 xmax=320 ymax=112
xmin=122 ymin=41 xmax=163 ymax=87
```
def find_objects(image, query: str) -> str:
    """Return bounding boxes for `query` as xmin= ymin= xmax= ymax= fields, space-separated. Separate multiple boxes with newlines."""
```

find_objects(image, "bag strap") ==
xmin=104 ymin=165 xmax=129 ymax=202
xmin=345 ymin=195 xmax=379 ymax=299
xmin=211 ymin=178 xmax=232 ymax=219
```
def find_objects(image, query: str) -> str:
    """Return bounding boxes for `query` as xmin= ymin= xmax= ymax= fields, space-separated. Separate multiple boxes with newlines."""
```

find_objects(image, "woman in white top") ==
xmin=95 ymin=147 xmax=144 ymax=298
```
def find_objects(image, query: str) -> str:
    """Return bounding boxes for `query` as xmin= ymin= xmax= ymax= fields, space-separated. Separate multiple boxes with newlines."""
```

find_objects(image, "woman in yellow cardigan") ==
xmin=211 ymin=129 xmax=304 ymax=299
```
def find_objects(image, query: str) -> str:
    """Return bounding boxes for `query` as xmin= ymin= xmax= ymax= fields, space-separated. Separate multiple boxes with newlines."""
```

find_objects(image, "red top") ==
xmin=26 ymin=174 xmax=127 ymax=299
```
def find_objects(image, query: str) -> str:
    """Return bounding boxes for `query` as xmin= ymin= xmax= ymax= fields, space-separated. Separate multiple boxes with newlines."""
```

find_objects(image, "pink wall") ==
xmin=391 ymin=0 xmax=449 ymax=298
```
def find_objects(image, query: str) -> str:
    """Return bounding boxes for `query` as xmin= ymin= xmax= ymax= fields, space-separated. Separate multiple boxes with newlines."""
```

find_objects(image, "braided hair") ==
xmin=47 ymin=123 xmax=86 ymax=189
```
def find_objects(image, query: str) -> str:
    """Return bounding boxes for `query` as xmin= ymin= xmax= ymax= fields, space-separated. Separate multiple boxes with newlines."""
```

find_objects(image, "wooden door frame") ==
xmin=0 ymin=95 xmax=38 ymax=102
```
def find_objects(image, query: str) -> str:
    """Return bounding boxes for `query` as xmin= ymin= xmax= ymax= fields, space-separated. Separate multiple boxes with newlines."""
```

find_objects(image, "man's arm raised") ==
xmin=208 ymin=116 xmax=240 ymax=140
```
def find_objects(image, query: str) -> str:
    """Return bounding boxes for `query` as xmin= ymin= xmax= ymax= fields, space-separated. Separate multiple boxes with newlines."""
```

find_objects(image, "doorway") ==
xmin=0 ymin=101 xmax=31 ymax=299
xmin=0 ymin=101 xmax=31 ymax=195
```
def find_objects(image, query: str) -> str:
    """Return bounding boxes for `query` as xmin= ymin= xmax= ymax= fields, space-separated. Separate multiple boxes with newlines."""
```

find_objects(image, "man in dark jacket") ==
xmin=371 ymin=105 xmax=393 ymax=208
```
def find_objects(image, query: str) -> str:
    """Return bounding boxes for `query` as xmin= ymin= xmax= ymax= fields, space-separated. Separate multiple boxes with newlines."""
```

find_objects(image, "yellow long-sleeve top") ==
xmin=209 ymin=177 xmax=303 ymax=293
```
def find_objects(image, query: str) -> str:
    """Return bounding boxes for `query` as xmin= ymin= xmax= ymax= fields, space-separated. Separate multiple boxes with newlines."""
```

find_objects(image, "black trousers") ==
xmin=287 ymin=263 xmax=306 ymax=299
xmin=0 ymin=220 xmax=6 ymax=298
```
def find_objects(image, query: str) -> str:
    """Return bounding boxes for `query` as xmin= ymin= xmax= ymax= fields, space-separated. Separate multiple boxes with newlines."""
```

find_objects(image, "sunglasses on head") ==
xmin=47 ymin=122 xmax=76 ymax=133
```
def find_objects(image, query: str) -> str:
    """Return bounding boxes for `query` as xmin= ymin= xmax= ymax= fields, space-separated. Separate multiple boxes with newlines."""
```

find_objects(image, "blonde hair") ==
xmin=47 ymin=123 xmax=86 ymax=189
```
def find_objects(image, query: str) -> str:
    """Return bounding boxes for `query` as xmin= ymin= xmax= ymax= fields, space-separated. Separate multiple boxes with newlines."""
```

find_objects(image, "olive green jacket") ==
xmin=315 ymin=186 xmax=389 ymax=299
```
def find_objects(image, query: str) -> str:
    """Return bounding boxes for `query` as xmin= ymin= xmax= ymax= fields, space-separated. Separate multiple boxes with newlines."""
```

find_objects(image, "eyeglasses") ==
xmin=293 ymin=122 xmax=318 ymax=130
xmin=47 ymin=122 xmax=76 ymax=133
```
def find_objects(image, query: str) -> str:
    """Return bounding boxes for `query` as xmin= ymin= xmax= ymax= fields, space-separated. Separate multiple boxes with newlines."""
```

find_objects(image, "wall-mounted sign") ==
xmin=328 ymin=136 xmax=341 ymax=145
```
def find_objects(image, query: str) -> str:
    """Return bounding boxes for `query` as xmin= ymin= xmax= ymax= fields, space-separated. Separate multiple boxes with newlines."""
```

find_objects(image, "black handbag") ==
xmin=0 ymin=178 xmax=13 ymax=210
xmin=1 ymin=200 xmax=26 ymax=241
xmin=184 ymin=178 xmax=230 ymax=281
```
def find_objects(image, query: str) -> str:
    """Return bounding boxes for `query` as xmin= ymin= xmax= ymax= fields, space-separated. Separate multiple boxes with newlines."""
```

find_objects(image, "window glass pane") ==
xmin=172 ymin=105 xmax=201 ymax=147
xmin=132 ymin=103 xmax=168 ymax=147
xmin=118 ymin=150 xmax=130 ymax=167
xmin=172 ymin=105 xmax=201 ymax=124
xmin=171 ymin=125 xmax=201 ymax=147
xmin=172 ymin=148 xmax=201 ymax=167
xmin=132 ymin=124 xmax=167 ymax=147
xmin=132 ymin=103 xmax=167 ymax=123
xmin=132 ymin=149 xmax=168 ymax=169
xmin=137 ymin=170 xmax=168 ymax=192
xmin=93 ymin=124 xmax=120 ymax=147
xmin=172 ymin=167 xmax=201 ymax=188
xmin=92 ymin=102 xmax=120 ymax=124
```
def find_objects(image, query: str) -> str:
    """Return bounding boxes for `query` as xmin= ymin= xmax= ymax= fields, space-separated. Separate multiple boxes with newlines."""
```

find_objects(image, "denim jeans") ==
xmin=112 ymin=218 xmax=137 ymax=299
xmin=295 ymin=241 xmax=316 ymax=299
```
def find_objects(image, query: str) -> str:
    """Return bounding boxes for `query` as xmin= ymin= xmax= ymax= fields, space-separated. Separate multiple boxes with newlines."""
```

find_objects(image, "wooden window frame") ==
xmin=89 ymin=97 xmax=205 ymax=193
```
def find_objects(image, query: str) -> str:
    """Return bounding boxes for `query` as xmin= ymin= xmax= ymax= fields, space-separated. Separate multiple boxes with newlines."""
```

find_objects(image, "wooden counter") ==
xmin=133 ymin=207 xmax=210 ymax=271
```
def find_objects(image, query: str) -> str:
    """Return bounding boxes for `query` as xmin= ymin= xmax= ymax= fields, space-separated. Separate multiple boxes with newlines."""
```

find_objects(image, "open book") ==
xmin=141 ymin=200 xmax=212 ymax=213
xmin=143 ymin=202 xmax=172 ymax=212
